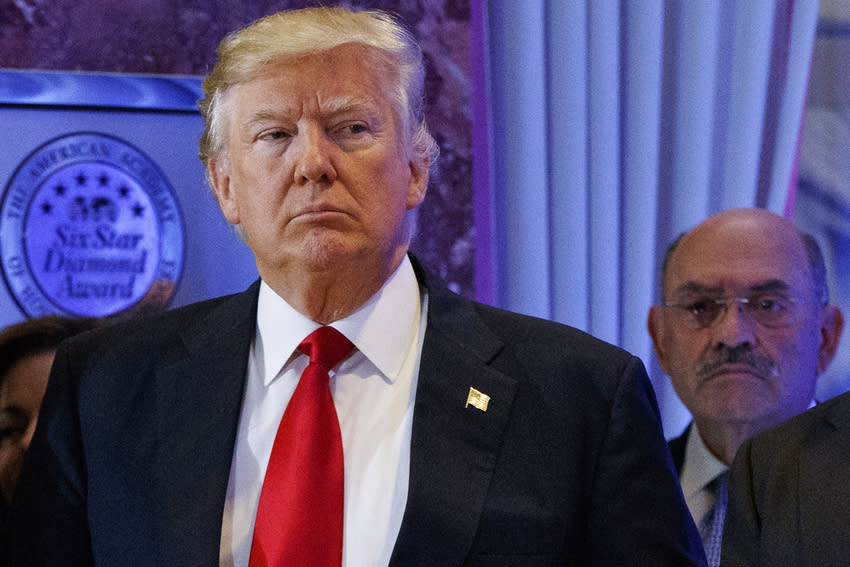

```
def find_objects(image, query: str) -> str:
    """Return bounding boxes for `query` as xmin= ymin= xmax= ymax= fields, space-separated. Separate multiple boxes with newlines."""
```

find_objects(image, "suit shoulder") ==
xmin=747 ymin=391 xmax=850 ymax=463
xmin=471 ymin=300 xmax=636 ymax=366
xmin=61 ymin=285 xmax=257 ymax=360
xmin=418 ymin=258 xmax=635 ymax=369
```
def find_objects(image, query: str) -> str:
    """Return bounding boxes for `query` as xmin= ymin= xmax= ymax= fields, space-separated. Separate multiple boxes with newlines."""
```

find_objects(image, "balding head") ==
xmin=661 ymin=208 xmax=827 ymax=306
xmin=648 ymin=207 xmax=844 ymax=463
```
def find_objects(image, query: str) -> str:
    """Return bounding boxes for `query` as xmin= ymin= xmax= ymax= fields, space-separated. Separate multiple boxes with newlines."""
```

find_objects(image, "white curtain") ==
xmin=472 ymin=0 xmax=820 ymax=436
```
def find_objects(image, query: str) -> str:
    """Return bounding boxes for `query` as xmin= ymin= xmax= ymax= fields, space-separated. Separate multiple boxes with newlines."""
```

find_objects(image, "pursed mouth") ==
xmin=292 ymin=206 xmax=351 ymax=221
xmin=701 ymin=363 xmax=766 ymax=381
xmin=695 ymin=346 xmax=776 ymax=381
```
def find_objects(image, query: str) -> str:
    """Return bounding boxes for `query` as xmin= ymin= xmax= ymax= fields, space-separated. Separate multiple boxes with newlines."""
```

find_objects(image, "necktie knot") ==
xmin=251 ymin=325 xmax=351 ymax=567
xmin=299 ymin=326 xmax=354 ymax=369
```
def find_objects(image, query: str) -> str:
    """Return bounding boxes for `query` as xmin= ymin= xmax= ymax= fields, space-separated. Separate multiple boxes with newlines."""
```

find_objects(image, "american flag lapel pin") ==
xmin=465 ymin=386 xmax=490 ymax=412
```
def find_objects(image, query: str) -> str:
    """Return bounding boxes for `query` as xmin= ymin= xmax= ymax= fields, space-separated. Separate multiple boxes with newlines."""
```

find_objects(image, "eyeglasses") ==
xmin=662 ymin=295 xmax=804 ymax=329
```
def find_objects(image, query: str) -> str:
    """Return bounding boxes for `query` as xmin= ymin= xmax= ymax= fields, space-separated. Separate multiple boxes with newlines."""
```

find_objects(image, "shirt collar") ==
xmin=255 ymin=256 xmax=422 ymax=387
xmin=680 ymin=424 xmax=728 ymax=501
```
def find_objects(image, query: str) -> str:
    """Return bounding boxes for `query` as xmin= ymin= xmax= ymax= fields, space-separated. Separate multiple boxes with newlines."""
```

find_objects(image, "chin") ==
xmin=711 ymin=399 xmax=778 ymax=423
xmin=298 ymin=234 xmax=362 ymax=269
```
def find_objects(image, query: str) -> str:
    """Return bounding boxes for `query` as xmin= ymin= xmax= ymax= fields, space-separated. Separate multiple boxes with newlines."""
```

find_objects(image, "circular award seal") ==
xmin=0 ymin=132 xmax=185 ymax=318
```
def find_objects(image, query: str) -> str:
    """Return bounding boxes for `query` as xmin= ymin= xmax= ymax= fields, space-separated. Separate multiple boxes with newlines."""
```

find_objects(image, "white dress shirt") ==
xmin=679 ymin=424 xmax=728 ymax=526
xmin=220 ymin=257 xmax=427 ymax=566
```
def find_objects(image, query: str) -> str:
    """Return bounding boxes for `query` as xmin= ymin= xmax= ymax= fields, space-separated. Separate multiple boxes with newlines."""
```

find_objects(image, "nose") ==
xmin=711 ymin=301 xmax=756 ymax=349
xmin=293 ymin=125 xmax=338 ymax=185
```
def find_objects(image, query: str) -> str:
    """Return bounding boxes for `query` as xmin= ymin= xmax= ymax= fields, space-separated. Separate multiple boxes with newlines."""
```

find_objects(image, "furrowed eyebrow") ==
xmin=248 ymin=110 xmax=281 ymax=122
xmin=319 ymin=95 xmax=377 ymax=116
xmin=672 ymin=282 xmax=725 ymax=296
xmin=672 ymin=279 xmax=792 ymax=297
xmin=243 ymin=97 xmax=378 ymax=130
xmin=745 ymin=280 xmax=792 ymax=295
xmin=242 ymin=110 xmax=291 ymax=131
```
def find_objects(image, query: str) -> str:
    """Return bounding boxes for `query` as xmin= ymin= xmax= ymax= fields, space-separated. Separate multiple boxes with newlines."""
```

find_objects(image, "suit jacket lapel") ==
xmin=390 ymin=260 xmax=518 ymax=566
xmin=668 ymin=424 xmax=691 ymax=474
xmin=140 ymin=265 xmax=517 ymax=564
xmin=153 ymin=282 xmax=260 ymax=564
xmin=800 ymin=400 xmax=850 ymax=564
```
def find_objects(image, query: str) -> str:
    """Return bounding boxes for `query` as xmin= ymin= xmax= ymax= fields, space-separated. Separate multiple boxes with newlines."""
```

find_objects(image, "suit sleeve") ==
xmin=719 ymin=438 xmax=760 ymax=567
xmin=6 ymin=341 xmax=94 ymax=566
xmin=585 ymin=356 xmax=707 ymax=566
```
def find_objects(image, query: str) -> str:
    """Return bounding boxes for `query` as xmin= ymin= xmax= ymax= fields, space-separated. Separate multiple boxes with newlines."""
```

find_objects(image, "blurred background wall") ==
xmin=794 ymin=0 xmax=850 ymax=404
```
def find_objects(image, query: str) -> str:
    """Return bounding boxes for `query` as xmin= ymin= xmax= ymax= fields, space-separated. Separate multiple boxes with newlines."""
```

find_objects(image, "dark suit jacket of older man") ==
xmin=721 ymin=391 xmax=850 ymax=566
xmin=8 ymin=256 xmax=705 ymax=566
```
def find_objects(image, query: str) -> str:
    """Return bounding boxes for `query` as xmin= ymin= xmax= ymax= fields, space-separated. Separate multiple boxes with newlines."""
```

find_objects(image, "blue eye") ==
xmin=346 ymin=124 xmax=367 ymax=134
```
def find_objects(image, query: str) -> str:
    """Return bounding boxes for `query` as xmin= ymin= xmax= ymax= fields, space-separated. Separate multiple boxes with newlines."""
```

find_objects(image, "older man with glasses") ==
xmin=647 ymin=207 xmax=844 ymax=567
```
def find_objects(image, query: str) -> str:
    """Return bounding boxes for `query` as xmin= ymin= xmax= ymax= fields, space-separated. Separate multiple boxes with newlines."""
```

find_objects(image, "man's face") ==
xmin=0 ymin=351 xmax=53 ymax=504
xmin=208 ymin=43 xmax=429 ymax=288
xmin=649 ymin=212 xmax=839 ymax=432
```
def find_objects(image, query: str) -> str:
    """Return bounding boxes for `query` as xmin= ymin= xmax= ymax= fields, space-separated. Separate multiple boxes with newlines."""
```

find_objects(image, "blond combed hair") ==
xmin=197 ymin=7 xmax=439 ymax=173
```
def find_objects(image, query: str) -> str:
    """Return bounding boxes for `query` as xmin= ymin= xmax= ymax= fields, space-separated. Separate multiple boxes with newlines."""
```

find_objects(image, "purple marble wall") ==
xmin=0 ymin=0 xmax=474 ymax=296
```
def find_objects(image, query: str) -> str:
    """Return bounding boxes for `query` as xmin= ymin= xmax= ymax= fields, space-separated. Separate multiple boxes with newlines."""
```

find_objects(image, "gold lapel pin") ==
xmin=465 ymin=387 xmax=490 ymax=412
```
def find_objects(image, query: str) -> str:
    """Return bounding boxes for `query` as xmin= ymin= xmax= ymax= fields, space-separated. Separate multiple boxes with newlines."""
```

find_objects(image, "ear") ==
xmin=207 ymin=158 xmax=240 ymax=225
xmin=816 ymin=304 xmax=844 ymax=375
xmin=648 ymin=306 xmax=671 ymax=374
xmin=405 ymin=154 xmax=430 ymax=210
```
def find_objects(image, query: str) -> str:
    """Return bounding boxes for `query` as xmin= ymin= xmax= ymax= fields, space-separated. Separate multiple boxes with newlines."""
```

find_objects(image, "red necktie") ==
xmin=250 ymin=326 xmax=353 ymax=567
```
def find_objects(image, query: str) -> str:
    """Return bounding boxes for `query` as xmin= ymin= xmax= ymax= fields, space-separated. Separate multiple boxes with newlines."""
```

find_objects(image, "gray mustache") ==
xmin=696 ymin=346 xmax=775 ymax=379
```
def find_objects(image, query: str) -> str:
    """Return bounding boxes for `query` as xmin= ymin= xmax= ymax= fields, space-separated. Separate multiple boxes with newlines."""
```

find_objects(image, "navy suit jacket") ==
xmin=721 ymin=392 xmax=850 ymax=567
xmin=8 ymin=258 xmax=705 ymax=566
